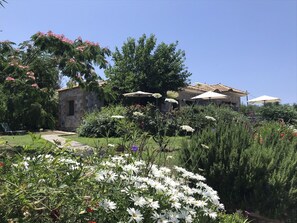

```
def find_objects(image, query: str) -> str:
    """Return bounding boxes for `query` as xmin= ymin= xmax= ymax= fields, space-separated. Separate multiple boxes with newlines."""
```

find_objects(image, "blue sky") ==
xmin=0 ymin=0 xmax=296 ymax=104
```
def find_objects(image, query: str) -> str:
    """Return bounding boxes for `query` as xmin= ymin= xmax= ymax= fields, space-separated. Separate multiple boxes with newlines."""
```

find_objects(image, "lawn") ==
xmin=63 ymin=134 xmax=186 ymax=150
xmin=0 ymin=133 xmax=52 ymax=149
xmin=63 ymin=134 xmax=188 ymax=166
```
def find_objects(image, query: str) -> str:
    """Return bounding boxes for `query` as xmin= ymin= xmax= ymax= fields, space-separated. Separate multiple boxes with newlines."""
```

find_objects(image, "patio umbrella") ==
xmin=248 ymin=95 xmax=280 ymax=104
xmin=123 ymin=91 xmax=153 ymax=97
xmin=191 ymin=91 xmax=228 ymax=100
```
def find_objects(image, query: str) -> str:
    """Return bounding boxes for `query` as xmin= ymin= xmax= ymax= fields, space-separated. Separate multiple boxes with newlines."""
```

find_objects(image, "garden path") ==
xmin=41 ymin=131 xmax=94 ymax=155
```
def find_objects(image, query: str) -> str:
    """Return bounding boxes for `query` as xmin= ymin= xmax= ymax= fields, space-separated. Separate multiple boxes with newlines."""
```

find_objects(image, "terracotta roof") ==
xmin=194 ymin=83 xmax=216 ymax=92
xmin=185 ymin=82 xmax=247 ymax=96
xmin=210 ymin=83 xmax=247 ymax=95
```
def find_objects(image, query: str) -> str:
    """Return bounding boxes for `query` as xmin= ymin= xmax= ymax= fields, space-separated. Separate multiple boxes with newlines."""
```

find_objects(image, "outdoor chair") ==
xmin=0 ymin=123 xmax=26 ymax=135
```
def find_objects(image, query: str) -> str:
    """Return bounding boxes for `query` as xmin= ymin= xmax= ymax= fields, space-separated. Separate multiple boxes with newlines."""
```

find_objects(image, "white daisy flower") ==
xmin=180 ymin=125 xmax=195 ymax=132
xmin=133 ymin=111 xmax=144 ymax=117
xmin=131 ymin=195 xmax=147 ymax=207
xmin=127 ymin=208 xmax=143 ymax=223
xmin=208 ymin=211 xmax=217 ymax=219
xmin=201 ymin=144 xmax=209 ymax=149
xmin=151 ymin=212 xmax=168 ymax=223
xmin=167 ymin=211 xmax=179 ymax=223
xmin=205 ymin=116 xmax=216 ymax=121
xmin=185 ymin=214 xmax=193 ymax=223
xmin=100 ymin=199 xmax=117 ymax=212
xmin=146 ymin=198 xmax=160 ymax=210
xmin=111 ymin=115 xmax=125 ymax=119
xmin=107 ymin=171 xmax=118 ymax=183
xmin=192 ymin=200 xmax=207 ymax=208
xmin=171 ymin=200 xmax=181 ymax=209
xmin=122 ymin=164 xmax=139 ymax=173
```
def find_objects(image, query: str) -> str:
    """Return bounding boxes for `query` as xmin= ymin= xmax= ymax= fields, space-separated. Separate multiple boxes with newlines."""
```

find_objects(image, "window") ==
xmin=68 ymin=100 xmax=74 ymax=116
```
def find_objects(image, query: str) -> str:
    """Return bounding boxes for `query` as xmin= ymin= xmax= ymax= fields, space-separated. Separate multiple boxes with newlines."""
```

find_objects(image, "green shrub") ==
xmin=78 ymin=104 xmax=182 ymax=138
xmin=240 ymin=104 xmax=297 ymax=127
xmin=78 ymin=104 xmax=249 ymax=140
xmin=179 ymin=118 xmax=252 ymax=210
xmin=176 ymin=105 xmax=248 ymax=132
xmin=0 ymin=86 xmax=7 ymax=122
xmin=77 ymin=105 xmax=128 ymax=137
xmin=218 ymin=212 xmax=249 ymax=223
xmin=242 ymin=122 xmax=297 ymax=220
xmin=179 ymin=120 xmax=297 ymax=221
xmin=258 ymin=104 xmax=297 ymax=126
xmin=126 ymin=104 xmax=180 ymax=136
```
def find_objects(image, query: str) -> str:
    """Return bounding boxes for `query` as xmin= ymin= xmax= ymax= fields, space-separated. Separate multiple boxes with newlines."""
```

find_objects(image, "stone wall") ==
xmin=58 ymin=87 xmax=103 ymax=131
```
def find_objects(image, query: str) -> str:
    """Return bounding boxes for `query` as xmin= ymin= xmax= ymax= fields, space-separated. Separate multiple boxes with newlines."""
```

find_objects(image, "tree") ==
xmin=0 ymin=31 xmax=110 ymax=130
xmin=31 ymin=31 xmax=110 ymax=91
xmin=0 ymin=0 xmax=7 ymax=7
xmin=0 ymin=40 xmax=60 ymax=129
xmin=104 ymin=34 xmax=191 ymax=101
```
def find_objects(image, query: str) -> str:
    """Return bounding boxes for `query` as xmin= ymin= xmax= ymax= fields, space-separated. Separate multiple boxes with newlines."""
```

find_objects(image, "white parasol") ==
xmin=248 ymin=95 xmax=280 ymax=104
xmin=123 ymin=91 xmax=153 ymax=97
xmin=191 ymin=91 xmax=228 ymax=100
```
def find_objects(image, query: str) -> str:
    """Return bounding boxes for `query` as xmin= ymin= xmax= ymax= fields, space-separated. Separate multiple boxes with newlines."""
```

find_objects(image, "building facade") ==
xmin=57 ymin=82 xmax=247 ymax=131
xmin=58 ymin=86 xmax=103 ymax=131
xmin=178 ymin=83 xmax=247 ymax=108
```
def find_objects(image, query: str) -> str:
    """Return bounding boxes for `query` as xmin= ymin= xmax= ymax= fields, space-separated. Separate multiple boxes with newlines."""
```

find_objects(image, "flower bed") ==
xmin=0 ymin=148 xmax=225 ymax=222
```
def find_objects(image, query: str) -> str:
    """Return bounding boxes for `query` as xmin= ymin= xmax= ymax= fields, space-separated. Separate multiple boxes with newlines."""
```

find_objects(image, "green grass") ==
xmin=63 ymin=134 xmax=188 ymax=166
xmin=63 ymin=134 xmax=186 ymax=149
xmin=0 ymin=133 xmax=51 ymax=149
xmin=0 ymin=133 xmax=186 ymax=166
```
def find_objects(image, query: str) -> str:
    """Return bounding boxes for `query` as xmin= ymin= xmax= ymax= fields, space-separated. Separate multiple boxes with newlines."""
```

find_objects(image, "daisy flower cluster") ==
xmin=91 ymin=154 xmax=224 ymax=222
xmin=15 ymin=154 xmax=81 ymax=171
xmin=8 ymin=153 xmax=223 ymax=222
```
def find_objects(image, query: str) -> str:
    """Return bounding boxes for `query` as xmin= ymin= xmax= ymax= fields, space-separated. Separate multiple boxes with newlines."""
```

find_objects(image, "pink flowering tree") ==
xmin=31 ymin=31 xmax=110 ymax=90
xmin=0 ymin=32 xmax=110 ymax=130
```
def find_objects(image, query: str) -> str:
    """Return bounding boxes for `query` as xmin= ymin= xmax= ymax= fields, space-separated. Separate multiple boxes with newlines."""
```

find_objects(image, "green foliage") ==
xmin=179 ymin=119 xmax=251 ymax=208
xmin=78 ymin=104 xmax=247 ymax=140
xmin=31 ymin=31 xmax=110 ymax=90
xmin=0 ymin=32 xmax=110 ymax=130
xmin=259 ymin=104 xmax=297 ymax=126
xmin=77 ymin=112 xmax=118 ymax=137
xmin=242 ymin=122 xmax=297 ymax=220
xmin=240 ymin=104 xmax=297 ymax=127
xmin=0 ymin=140 xmax=224 ymax=222
xmin=126 ymin=104 xmax=180 ymax=136
xmin=179 ymin=120 xmax=297 ymax=221
xmin=0 ymin=40 xmax=59 ymax=130
xmin=0 ymin=0 xmax=7 ymax=7
xmin=77 ymin=105 xmax=128 ymax=137
xmin=0 ymin=86 xmax=7 ymax=122
xmin=177 ymin=104 xmax=249 ymax=132
xmin=218 ymin=212 xmax=249 ymax=223
xmin=105 ymin=34 xmax=191 ymax=102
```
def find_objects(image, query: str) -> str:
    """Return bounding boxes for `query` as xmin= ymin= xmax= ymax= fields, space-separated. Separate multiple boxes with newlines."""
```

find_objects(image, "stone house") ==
xmin=57 ymin=85 xmax=104 ymax=131
xmin=57 ymin=81 xmax=247 ymax=131
xmin=178 ymin=83 xmax=247 ymax=108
